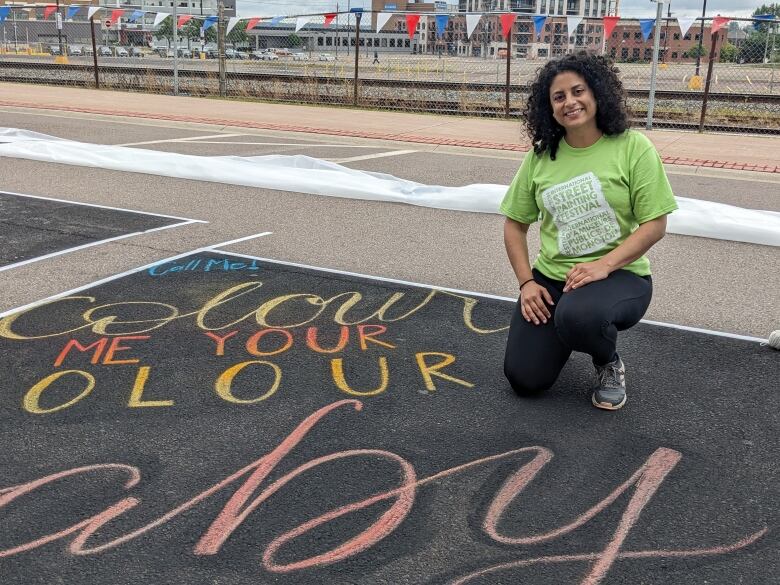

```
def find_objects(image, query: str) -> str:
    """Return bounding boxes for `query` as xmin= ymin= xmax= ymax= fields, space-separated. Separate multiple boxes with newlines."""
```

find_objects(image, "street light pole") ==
xmin=694 ymin=0 xmax=707 ymax=76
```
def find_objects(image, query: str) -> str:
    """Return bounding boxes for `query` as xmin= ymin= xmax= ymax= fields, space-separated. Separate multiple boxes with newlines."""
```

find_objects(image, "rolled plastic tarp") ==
xmin=0 ymin=127 xmax=777 ymax=247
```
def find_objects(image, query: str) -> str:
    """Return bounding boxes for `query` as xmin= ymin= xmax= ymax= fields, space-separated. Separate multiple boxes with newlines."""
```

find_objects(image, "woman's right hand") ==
xmin=520 ymin=281 xmax=555 ymax=325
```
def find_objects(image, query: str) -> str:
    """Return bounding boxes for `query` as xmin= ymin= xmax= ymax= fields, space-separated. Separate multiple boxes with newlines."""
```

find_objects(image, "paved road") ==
xmin=0 ymin=109 xmax=777 ymax=338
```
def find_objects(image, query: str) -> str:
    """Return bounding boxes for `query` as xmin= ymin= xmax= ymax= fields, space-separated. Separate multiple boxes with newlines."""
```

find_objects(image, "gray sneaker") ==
xmin=591 ymin=356 xmax=626 ymax=410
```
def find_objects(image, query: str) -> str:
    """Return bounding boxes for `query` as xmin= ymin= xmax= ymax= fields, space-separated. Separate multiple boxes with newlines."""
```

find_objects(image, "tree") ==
xmin=684 ymin=45 xmax=706 ymax=58
xmin=154 ymin=17 xmax=173 ymax=47
xmin=720 ymin=42 xmax=738 ymax=62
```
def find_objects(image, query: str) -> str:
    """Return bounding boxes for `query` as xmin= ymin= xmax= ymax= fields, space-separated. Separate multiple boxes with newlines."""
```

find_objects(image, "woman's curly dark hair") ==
xmin=522 ymin=53 xmax=630 ymax=160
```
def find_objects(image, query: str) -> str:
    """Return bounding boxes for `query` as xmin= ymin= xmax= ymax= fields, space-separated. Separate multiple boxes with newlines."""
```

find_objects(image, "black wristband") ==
xmin=519 ymin=278 xmax=535 ymax=291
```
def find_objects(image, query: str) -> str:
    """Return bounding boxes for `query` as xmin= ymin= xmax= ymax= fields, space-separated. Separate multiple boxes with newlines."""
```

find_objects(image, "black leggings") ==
xmin=504 ymin=268 xmax=652 ymax=395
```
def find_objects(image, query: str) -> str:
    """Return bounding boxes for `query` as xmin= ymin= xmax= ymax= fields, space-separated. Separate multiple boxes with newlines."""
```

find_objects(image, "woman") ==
xmin=501 ymin=53 xmax=677 ymax=410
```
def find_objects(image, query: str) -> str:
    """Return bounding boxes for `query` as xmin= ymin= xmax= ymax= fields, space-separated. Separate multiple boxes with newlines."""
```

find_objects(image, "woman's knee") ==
xmin=504 ymin=362 xmax=556 ymax=396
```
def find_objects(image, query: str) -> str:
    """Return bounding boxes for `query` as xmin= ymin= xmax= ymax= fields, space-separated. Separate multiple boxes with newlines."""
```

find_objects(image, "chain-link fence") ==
xmin=0 ymin=9 xmax=778 ymax=134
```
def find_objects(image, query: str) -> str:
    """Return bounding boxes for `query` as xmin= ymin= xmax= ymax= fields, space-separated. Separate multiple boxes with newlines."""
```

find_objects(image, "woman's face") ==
xmin=549 ymin=71 xmax=598 ymax=132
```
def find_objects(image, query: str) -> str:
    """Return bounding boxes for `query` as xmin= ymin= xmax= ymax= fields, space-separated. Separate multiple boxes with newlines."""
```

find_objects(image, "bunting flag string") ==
xmin=203 ymin=15 xmax=218 ymax=31
xmin=532 ymin=15 xmax=546 ymax=40
xmin=109 ymin=9 xmax=124 ymax=26
xmin=465 ymin=14 xmax=482 ymax=40
xmin=602 ymin=15 xmax=620 ymax=39
xmin=435 ymin=14 xmax=449 ymax=37
xmin=676 ymin=16 xmax=696 ymax=37
xmin=501 ymin=13 xmax=518 ymax=40
xmin=566 ymin=15 xmax=583 ymax=37
xmin=87 ymin=7 xmax=102 ymax=20
xmin=226 ymin=16 xmax=240 ymax=35
xmin=0 ymin=7 xmax=9 ymax=24
xmin=405 ymin=14 xmax=421 ymax=39
xmin=639 ymin=18 xmax=655 ymax=41
xmin=153 ymin=12 xmax=169 ymax=27
xmin=127 ymin=10 xmax=145 ymax=24
xmin=43 ymin=5 xmax=57 ymax=19
xmin=376 ymin=12 xmax=392 ymax=32
xmin=711 ymin=16 xmax=730 ymax=34
xmin=66 ymin=5 xmax=80 ymax=20
xmin=177 ymin=14 xmax=193 ymax=28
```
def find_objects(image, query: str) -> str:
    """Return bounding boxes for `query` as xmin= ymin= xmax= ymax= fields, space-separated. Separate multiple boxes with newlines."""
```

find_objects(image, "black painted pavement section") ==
xmin=0 ymin=192 xmax=181 ymax=268
xmin=0 ymin=252 xmax=776 ymax=584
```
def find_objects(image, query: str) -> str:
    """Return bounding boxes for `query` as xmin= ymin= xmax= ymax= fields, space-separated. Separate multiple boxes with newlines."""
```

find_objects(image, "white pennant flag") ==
xmin=295 ymin=16 xmax=311 ymax=32
xmin=466 ymin=14 xmax=482 ymax=39
xmin=153 ymin=12 xmax=169 ymax=27
xmin=87 ymin=7 xmax=102 ymax=19
xmin=226 ymin=16 xmax=240 ymax=36
xmin=567 ymin=16 xmax=583 ymax=36
xmin=677 ymin=16 xmax=697 ymax=38
xmin=376 ymin=12 xmax=392 ymax=32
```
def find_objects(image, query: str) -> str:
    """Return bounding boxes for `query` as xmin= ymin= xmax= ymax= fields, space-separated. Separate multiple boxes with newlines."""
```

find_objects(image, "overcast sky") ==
xmin=236 ymin=0 xmax=767 ymax=20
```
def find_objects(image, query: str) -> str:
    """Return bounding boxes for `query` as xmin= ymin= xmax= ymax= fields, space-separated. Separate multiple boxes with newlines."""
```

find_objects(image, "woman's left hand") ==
xmin=563 ymin=260 xmax=611 ymax=292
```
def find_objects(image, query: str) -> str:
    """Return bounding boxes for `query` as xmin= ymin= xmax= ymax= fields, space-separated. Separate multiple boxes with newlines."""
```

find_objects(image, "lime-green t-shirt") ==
xmin=500 ymin=130 xmax=678 ymax=281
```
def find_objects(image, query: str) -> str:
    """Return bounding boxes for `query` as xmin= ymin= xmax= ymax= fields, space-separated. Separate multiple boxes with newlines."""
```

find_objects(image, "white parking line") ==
xmin=0 ymin=221 xmax=199 ymax=273
xmin=0 ymin=232 xmax=274 ymax=318
xmin=331 ymin=150 xmax=419 ymax=163
xmin=209 ymin=250 xmax=770 ymax=344
xmin=0 ymin=190 xmax=207 ymax=222
xmin=115 ymin=133 xmax=247 ymax=147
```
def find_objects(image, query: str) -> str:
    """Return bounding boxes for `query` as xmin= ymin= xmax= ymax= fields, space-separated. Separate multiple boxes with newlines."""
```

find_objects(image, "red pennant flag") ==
xmin=245 ymin=17 xmax=261 ymax=30
xmin=406 ymin=14 xmax=421 ymax=39
xmin=109 ymin=9 xmax=124 ymax=26
xmin=602 ymin=16 xmax=620 ymax=39
xmin=324 ymin=13 xmax=336 ymax=28
xmin=500 ymin=13 xmax=517 ymax=40
xmin=711 ymin=16 xmax=730 ymax=34
xmin=43 ymin=5 xmax=57 ymax=19
xmin=177 ymin=14 xmax=193 ymax=28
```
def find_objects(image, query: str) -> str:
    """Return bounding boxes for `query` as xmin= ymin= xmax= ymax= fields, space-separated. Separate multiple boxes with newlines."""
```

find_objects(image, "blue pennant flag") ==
xmin=752 ymin=14 xmax=774 ymax=30
xmin=66 ymin=5 xmax=81 ymax=20
xmin=533 ymin=15 xmax=547 ymax=39
xmin=270 ymin=16 xmax=284 ymax=25
xmin=435 ymin=14 xmax=449 ymax=37
xmin=127 ymin=10 xmax=144 ymax=23
xmin=0 ymin=6 xmax=10 ymax=24
xmin=639 ymin=18 xmax=655 ymax=41
xmin=203 ymin=16 xmax=218 ymax=31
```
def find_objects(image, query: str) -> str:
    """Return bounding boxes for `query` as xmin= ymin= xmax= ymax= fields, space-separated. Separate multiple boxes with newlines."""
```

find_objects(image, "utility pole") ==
xmin=173 ymin=0 xmax=179 ymax=94
xmin=694 ymin=0 xmax=707 ymax=76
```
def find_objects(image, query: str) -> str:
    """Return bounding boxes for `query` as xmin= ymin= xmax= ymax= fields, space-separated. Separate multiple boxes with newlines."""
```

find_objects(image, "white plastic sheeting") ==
xmin=0 ymin=127 xmax=778 ymax=247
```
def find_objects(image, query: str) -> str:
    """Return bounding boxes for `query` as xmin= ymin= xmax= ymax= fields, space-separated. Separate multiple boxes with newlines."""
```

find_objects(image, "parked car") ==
xmin=291 ymin=52 xmax=309 ymax=61
xmin=224 ymin=48 xmax=246 ymax=60
xmin=318 ymin=53 xmax=335 ymax=62
xmin=67 ymin=45 xmax=83 ymax=56
xmin=97 ymin=46 xmax=112 ymax=57
xmin=128 ymin=46 xmax=144 ymax=58
xmin=114 ymin=46 xmax=129 ymax=57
